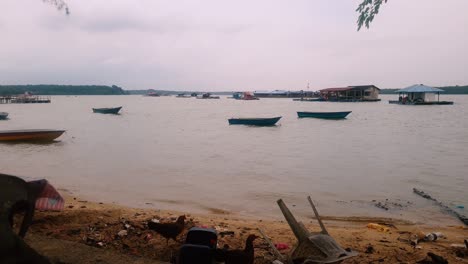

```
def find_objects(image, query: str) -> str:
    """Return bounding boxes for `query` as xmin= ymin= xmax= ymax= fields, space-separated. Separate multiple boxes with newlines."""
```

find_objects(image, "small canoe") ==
xmin=0 ymin=112 xmax=8 ymax=120
xmin=0 ymin=129 xmax=65 ymax=142
xmin=297 ymin=111 xmax=351 ymax=119
xmin=228 ymin=116 xmax=281 ymax=126
xmin=92 ymin=106 xmax=122 ymax=114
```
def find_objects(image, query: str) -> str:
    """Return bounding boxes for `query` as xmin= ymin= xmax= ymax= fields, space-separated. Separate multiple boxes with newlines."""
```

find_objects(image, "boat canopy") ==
xmin=396 ymin=84 xmax=445 ymax=93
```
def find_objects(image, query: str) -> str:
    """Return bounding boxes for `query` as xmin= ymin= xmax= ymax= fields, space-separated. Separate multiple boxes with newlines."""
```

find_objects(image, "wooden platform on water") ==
xmin=0 ymin=96 xmax=51 ymax=104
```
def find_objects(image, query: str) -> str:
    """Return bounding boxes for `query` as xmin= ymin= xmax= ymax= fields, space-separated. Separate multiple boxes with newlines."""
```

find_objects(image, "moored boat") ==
xmin=228 ymin=116 xmax=281 ymax=126
xmin=0 ymin=129 xmax=65 ymax=142
xmin=297 ymin=111 xmax=351 ymax=119
xmin=0 ymin=112 xmax=8 ymax=120
xmin=197 ymin=93 xmax=220 ymax=99
xmin=92 ymin=106 xmax=122 ymax=114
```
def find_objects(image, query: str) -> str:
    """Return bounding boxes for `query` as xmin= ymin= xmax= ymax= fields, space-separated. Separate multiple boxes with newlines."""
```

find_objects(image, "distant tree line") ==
xmin=380 ymin=85 xmax=468 ymax=95
xmin=0 ymin=85 xmax=126 ymax=95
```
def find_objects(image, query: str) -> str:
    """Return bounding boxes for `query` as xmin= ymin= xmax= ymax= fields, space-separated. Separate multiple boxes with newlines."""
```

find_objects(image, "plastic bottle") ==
xmin=424 ymin=232 xmax=445 ymax=241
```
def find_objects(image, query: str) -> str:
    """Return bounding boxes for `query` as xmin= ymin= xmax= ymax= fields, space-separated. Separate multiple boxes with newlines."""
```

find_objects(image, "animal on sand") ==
xmin=221 ymin=234 xmax=258 ymax=264
xmin=147 ymin=215 xmax=186 ymax=245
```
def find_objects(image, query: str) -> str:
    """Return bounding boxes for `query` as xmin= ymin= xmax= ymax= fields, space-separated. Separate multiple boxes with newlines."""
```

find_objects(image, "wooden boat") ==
xmin=0 ymin=112 xmax=8 ymax=120
xmin=292 ymin=98 xmax=324 ymax=102
xmin=228 ymin=116 xmax=281 ymax=126
xmin=197 ymin=93 xmax=220 ymax=99
xmin=0 ymin=129 xmax=65 ymax=142
xmin=297 ymin=111 xmax=351 ymax=119
xmin=92 ymin=106 xmax=122 ymax=114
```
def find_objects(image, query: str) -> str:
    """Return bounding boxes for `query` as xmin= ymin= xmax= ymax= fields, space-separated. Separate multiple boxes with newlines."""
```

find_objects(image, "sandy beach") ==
xmin=22 ymin=193 xmax=468 ymax=264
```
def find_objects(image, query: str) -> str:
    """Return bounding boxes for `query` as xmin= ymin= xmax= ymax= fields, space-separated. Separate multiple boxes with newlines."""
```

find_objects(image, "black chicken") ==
xmin=147 ymin=215 xmax=186 ymax=245
xmin=223 ymin=234 xmax=258 ymax=264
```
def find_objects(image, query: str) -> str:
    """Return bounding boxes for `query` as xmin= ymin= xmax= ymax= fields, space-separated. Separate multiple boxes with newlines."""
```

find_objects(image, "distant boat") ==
xmin=145 ymin=92 xmax=160 ymax=97
xmin=228 ymin=116 xmax=281 ymax=126
xmin=92 ymin=106 xmax=122 ymax=114
xmin=197 ymin=93 xmax=220 ymax=99
xmin=0 ymin=112 xmax=8 ymax=120
xmin=292 ymin=98 xmax=324 ymax=102
xmin=0 ymin=129 xmax=65 ymax=142
xmin=297 ymin=111 xmax=351 ymax=119
xmin=176 ymin=93 xmax=191 ymax=98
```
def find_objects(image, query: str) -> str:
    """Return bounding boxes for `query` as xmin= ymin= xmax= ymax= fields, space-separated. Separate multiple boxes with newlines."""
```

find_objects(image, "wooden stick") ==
xmin=413 ymin=188 xmax=468 ymax=226
xmin=257 ymin=228 xmax=288 ymax=263
xmin=307 ymin=196 xmax=329 ymax=235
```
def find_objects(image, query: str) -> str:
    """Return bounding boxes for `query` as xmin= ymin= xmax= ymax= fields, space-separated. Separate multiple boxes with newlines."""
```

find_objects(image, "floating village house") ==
xmin=319 ymin=85 xmax=380 ymax=102
xmin=389 ymin=84 xmax=454 ymax=105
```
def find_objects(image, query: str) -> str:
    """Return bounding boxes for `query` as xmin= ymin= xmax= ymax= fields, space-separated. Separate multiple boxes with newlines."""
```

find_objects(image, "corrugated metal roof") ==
xmin=396 ymin=84 xmax=445 ymax=93
xmin=320 ymin=87 xmax=352 ymax=92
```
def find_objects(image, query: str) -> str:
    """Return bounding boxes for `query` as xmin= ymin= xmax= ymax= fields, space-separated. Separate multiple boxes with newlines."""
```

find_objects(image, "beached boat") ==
xmin=228 ymin=117 xmax=281 ymax=126
xmin=0 ymin=112 xmax=8 ymax=120
xmin=92 ymin=106 xmax=122 ymax=114
xmin=0 ymin=129 xmax=65 ymax=142
xmin=297 ymin=111 xmax=351 ymax=119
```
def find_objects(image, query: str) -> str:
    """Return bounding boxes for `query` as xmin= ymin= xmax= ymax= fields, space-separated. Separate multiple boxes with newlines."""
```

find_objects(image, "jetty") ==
xmin=0 ymin=94 xmax=51 ymax=104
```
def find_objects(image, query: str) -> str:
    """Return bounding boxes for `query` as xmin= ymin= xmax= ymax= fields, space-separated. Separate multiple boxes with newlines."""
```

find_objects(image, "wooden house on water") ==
xmin=0 ymin=92 xmax=51 ymax=104
xmin=389 ymin=84 xmax=453 ymax=105
xmin=319 ymin=85 xmax=381 ymax=102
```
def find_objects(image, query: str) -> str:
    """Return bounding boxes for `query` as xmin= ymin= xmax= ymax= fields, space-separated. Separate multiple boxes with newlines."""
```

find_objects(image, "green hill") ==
xmin=0 ymin=85 xmax=126 ymax=95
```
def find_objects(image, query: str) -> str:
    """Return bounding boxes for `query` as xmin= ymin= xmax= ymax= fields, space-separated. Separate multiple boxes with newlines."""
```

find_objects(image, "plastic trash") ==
xmin=367 ymin=223 xmax=390 ymax=232
xmin=274 ymin=243 xmax=289 ymax=250
xmin=424 ymin=232 xmax=445 ymax=242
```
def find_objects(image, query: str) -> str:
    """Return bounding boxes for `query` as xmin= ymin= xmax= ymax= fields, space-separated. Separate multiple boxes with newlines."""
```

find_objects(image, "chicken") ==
xmin=147 ymin=215 xmax=185 ymax=245
xmin=223 ymin=234 xmax=258 ymax=264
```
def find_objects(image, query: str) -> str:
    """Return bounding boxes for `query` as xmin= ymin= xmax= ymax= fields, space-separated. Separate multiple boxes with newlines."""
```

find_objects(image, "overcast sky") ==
xmin=1 ymin=0 xmax=467 ymax=91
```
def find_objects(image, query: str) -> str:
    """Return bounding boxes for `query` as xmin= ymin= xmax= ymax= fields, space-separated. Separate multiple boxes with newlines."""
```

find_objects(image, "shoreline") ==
xmin=26 ymin=193 xmax=468 ymax=263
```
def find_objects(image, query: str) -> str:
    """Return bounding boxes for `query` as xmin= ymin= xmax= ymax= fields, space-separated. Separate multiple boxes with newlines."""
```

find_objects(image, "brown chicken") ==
xmin=224 ymin=234 xmax=258 ymax=264
xmin=147 ymin=215 xmax=186 ymax=245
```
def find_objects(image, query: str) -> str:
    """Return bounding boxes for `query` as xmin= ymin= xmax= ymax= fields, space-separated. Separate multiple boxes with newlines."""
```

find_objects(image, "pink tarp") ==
xmin=28 ymin=179 xmax=65 ymax=211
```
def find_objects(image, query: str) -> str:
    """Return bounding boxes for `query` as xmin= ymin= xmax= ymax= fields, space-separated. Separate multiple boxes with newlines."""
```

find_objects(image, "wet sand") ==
xmin=24 ymin=194 xmax=468 ymax=264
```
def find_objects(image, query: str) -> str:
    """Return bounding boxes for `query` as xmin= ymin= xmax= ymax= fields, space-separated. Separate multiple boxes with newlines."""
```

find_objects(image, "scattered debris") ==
xmin=367 ymin=223 xmax=390 ymax=232
xmin=117 ymin=230 xmax=128 ymax=237
xmin=365 ymin=244 xmax=375 ymax=254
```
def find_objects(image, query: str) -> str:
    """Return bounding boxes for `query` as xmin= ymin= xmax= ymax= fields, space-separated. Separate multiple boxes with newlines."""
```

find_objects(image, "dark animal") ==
xmin=147 ymin=215 xmax=185 ymax=245
xmin=223 ymin=234 xmax=258 ymax=264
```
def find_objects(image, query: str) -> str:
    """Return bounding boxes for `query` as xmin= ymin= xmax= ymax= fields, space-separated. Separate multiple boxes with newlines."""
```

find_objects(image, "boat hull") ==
xmin=228 ymin=117 xmax=281 ymax=126
xmin=0 ymin=129 xmax=65 ymax=142
xmin=92 ymin=107 xmax=122 ymax=114
xmin=388 ymin=100 xmax=453 ymax=105
xmin=297 ymin=111 xmax=351 ymax=119
xmin=0 ymin=112 xmax=8 ymax=120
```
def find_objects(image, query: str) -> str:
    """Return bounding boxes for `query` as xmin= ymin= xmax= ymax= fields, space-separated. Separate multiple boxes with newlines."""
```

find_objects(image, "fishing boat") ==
xmin=228 ymin=116 xmax=281 ymax=126
xmin=0 ymin=129 xmax=65 ymax=142
xmin=297 ymin=111 xmax=351 ymax=119
xmin=197 ymin=93 xmax=220 ymax=99
xmin=0 ymin=112 xmax=8 ymax=120
xmin=92 ymin=106 xmax=122 ymax=114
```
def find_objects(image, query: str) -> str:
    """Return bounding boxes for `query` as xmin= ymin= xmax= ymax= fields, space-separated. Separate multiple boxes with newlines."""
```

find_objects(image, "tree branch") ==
xmin=42 ymin=0 xmax=70 ymax=15
xmin=356 ymin=0 xmax=387 ymax=31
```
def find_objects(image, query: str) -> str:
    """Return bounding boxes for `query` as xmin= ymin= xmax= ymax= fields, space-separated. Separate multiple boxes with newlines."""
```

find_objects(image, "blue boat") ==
xmin=228 ymin=116 xmax=281 ymax=126
xmin=92 ymin=106 xmax=122 ymax=114
xmin=0 ymin=112 xmax=8 ymax=120
xmin=297 ymin=111 xmax=351 ymax=119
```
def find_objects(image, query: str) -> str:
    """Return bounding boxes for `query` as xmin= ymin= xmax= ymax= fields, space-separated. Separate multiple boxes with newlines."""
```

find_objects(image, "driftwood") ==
xmin=413 ymin=188 xmax=468 ymax=226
